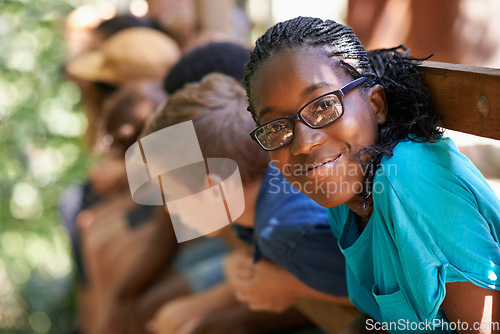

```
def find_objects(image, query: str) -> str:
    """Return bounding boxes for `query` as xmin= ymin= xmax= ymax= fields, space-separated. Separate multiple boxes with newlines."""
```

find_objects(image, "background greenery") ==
xmin=0 ymin=0 xmax=92 ymax=332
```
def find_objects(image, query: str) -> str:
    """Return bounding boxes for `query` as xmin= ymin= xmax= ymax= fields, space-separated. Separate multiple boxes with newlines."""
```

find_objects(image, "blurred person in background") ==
xmin=85 ymin=83 xmax=166 ymax=333
xmin=65 ymin=25 xmax=180 ymax=150
xmin=61 ymin=20 xmax=180 ymax=333
xmin=61 ymin=80 xmax=166 ymax=334
xmin=144 ymin=0 xmax=251 ymax=51
xmin=95 ymin=41 xmax=256 ymax=334
xmin=145 ymin=73 xmax=358 ymax=334
xmin=347 ymin=0 xmax=500 ymax=66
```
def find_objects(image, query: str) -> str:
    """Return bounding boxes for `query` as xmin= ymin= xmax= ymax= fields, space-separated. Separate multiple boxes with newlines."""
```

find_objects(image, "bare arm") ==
xmin=96 ymin=208 xmax=178 ymax=334
xmin=226 ymin=251 xmax=351 ymax=313
xmin=442 ymin=281 xmax=500 ymax=334
xmin=338 ymin=282 xmax=500 ymax=334
xmin=114 ymin=207 xmax=178 ymax=300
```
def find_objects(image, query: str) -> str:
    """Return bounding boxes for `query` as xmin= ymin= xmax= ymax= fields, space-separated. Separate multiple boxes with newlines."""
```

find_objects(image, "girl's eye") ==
xmin=312 ymin=97 xmax=335 ymax=114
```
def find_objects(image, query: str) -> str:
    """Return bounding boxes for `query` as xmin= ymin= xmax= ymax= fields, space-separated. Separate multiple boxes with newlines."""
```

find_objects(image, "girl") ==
xmin=243 ymin=16 xmax=500 ymax=333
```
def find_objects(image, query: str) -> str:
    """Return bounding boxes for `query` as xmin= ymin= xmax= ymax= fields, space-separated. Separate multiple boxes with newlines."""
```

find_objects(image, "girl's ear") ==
xmin=368 ymin=84 xmax=388 ymax=125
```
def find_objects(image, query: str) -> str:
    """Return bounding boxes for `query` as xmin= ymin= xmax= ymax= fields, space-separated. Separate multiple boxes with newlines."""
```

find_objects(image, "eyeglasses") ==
xmin=250 ymin=77 xmax=368 ymax=151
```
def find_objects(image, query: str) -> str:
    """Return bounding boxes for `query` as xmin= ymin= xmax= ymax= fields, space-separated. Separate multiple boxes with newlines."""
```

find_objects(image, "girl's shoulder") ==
xmin=381 ymin=135 xmax=458 ymax=167
xmin=373 ymin=135 xmax=500 ymax=226
xmin=377 ymin=135 xmax=479 ymax=186
xmin=370 ymin=137 xmax=500 ymax=296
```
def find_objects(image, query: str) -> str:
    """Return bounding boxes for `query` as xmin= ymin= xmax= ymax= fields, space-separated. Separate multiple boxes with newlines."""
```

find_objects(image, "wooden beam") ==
xmin=295 ymin=299 xmax=361 ymax=334
xmin=419 ymin=61 xmax=500 ymax=140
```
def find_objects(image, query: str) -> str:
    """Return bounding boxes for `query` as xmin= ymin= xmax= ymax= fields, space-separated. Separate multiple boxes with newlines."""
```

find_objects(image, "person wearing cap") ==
xmin=65 ymin=27 xmax=181 ymax=151
xmin=66 ymin=27 xmax=180 ymax=86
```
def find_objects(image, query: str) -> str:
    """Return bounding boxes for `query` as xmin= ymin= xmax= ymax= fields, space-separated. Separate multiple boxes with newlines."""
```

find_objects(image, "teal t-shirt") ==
xmin=328 ymin=137 xmax=500 ymax=333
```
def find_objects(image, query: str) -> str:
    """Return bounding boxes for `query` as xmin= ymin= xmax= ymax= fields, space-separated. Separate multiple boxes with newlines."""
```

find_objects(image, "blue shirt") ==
xmin=328 ymin=137 xmax=500 ymax=333
xmin=234 ymin=163 xmax=348 ymax=296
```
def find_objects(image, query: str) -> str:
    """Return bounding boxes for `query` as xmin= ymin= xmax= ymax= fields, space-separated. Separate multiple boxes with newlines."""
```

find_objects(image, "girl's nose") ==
xmin=289 ymin=121 xmax=325 ymax=156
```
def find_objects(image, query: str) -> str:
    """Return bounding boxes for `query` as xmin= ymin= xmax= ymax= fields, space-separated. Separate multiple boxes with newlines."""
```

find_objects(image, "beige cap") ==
xmin=66 ymin=27 xmax=181 ymax=85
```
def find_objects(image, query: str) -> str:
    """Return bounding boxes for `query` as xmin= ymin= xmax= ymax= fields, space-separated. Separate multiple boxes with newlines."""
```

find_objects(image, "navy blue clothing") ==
xmin=233 ymin=163 xmax=347 ymax=296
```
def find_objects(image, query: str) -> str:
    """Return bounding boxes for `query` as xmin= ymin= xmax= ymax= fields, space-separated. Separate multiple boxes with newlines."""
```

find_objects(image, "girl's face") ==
xmin=250 ymin=48 xmax=387 ymax=210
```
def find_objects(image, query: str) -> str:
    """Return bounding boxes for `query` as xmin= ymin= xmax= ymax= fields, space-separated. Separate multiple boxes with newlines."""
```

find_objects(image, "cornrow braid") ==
xmin=244 ymin=17 xmax=442 ymax=209
xmin=357 ymin=46 xmax=442 ymax=207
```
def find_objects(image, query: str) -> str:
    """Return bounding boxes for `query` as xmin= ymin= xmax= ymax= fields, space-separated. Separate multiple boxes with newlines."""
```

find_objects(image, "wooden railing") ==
xmin=420 ymin=61 xmax=500 ymax=140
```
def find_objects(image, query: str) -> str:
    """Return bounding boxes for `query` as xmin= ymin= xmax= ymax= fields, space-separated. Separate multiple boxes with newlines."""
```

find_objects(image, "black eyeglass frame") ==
xmin=250 ymin=76 xmax=369 ymax=151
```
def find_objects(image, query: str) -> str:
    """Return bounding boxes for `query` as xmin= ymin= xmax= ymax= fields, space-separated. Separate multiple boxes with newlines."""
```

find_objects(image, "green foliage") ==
xmin=0 ymin=0 xmax=94 ymax=332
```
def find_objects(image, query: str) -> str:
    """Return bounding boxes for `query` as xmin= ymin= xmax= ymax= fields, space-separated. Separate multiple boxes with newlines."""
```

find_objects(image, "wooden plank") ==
xmin=419 ymin=61 xmax=500 ymax=140
xmin=295 ymin=299 xmax=361 ymax=334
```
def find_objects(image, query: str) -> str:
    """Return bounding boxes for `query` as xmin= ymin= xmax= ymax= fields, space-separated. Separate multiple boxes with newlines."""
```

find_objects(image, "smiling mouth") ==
xmin=302 ymin=154 xmax=342 ymax=178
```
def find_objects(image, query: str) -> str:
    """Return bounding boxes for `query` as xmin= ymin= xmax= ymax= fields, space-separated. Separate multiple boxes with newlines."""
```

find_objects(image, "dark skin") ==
xmin=442 ymin=282 xmax=500 ymax=334
xmin=251 ymin=50 xmax=387 ymax=214
xmin=250 ymin=47 xmax=500 ymax=333
xmin=96 ymin=207 xmax=180 ymax=334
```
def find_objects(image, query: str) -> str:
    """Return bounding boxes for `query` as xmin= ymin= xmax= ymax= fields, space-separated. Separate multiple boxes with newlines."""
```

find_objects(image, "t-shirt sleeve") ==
xmin=372 ymin=139 xmax=500 ymax=320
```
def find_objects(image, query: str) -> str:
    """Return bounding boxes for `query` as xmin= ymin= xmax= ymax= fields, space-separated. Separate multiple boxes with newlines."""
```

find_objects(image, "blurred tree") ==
xmin=0 ymin=0 xmax=94 ymax=332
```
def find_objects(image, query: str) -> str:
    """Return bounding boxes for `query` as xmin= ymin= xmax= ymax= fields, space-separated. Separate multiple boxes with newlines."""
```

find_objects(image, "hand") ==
xmin=225 ymin=252 xmax=300 ymax=313
xmin=224 ymin=250 xmax=254 ymax=283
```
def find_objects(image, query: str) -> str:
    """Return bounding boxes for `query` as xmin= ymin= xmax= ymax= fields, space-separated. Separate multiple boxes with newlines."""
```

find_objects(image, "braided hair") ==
xmin=244 ymin=16 xmax=442 ymax=207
